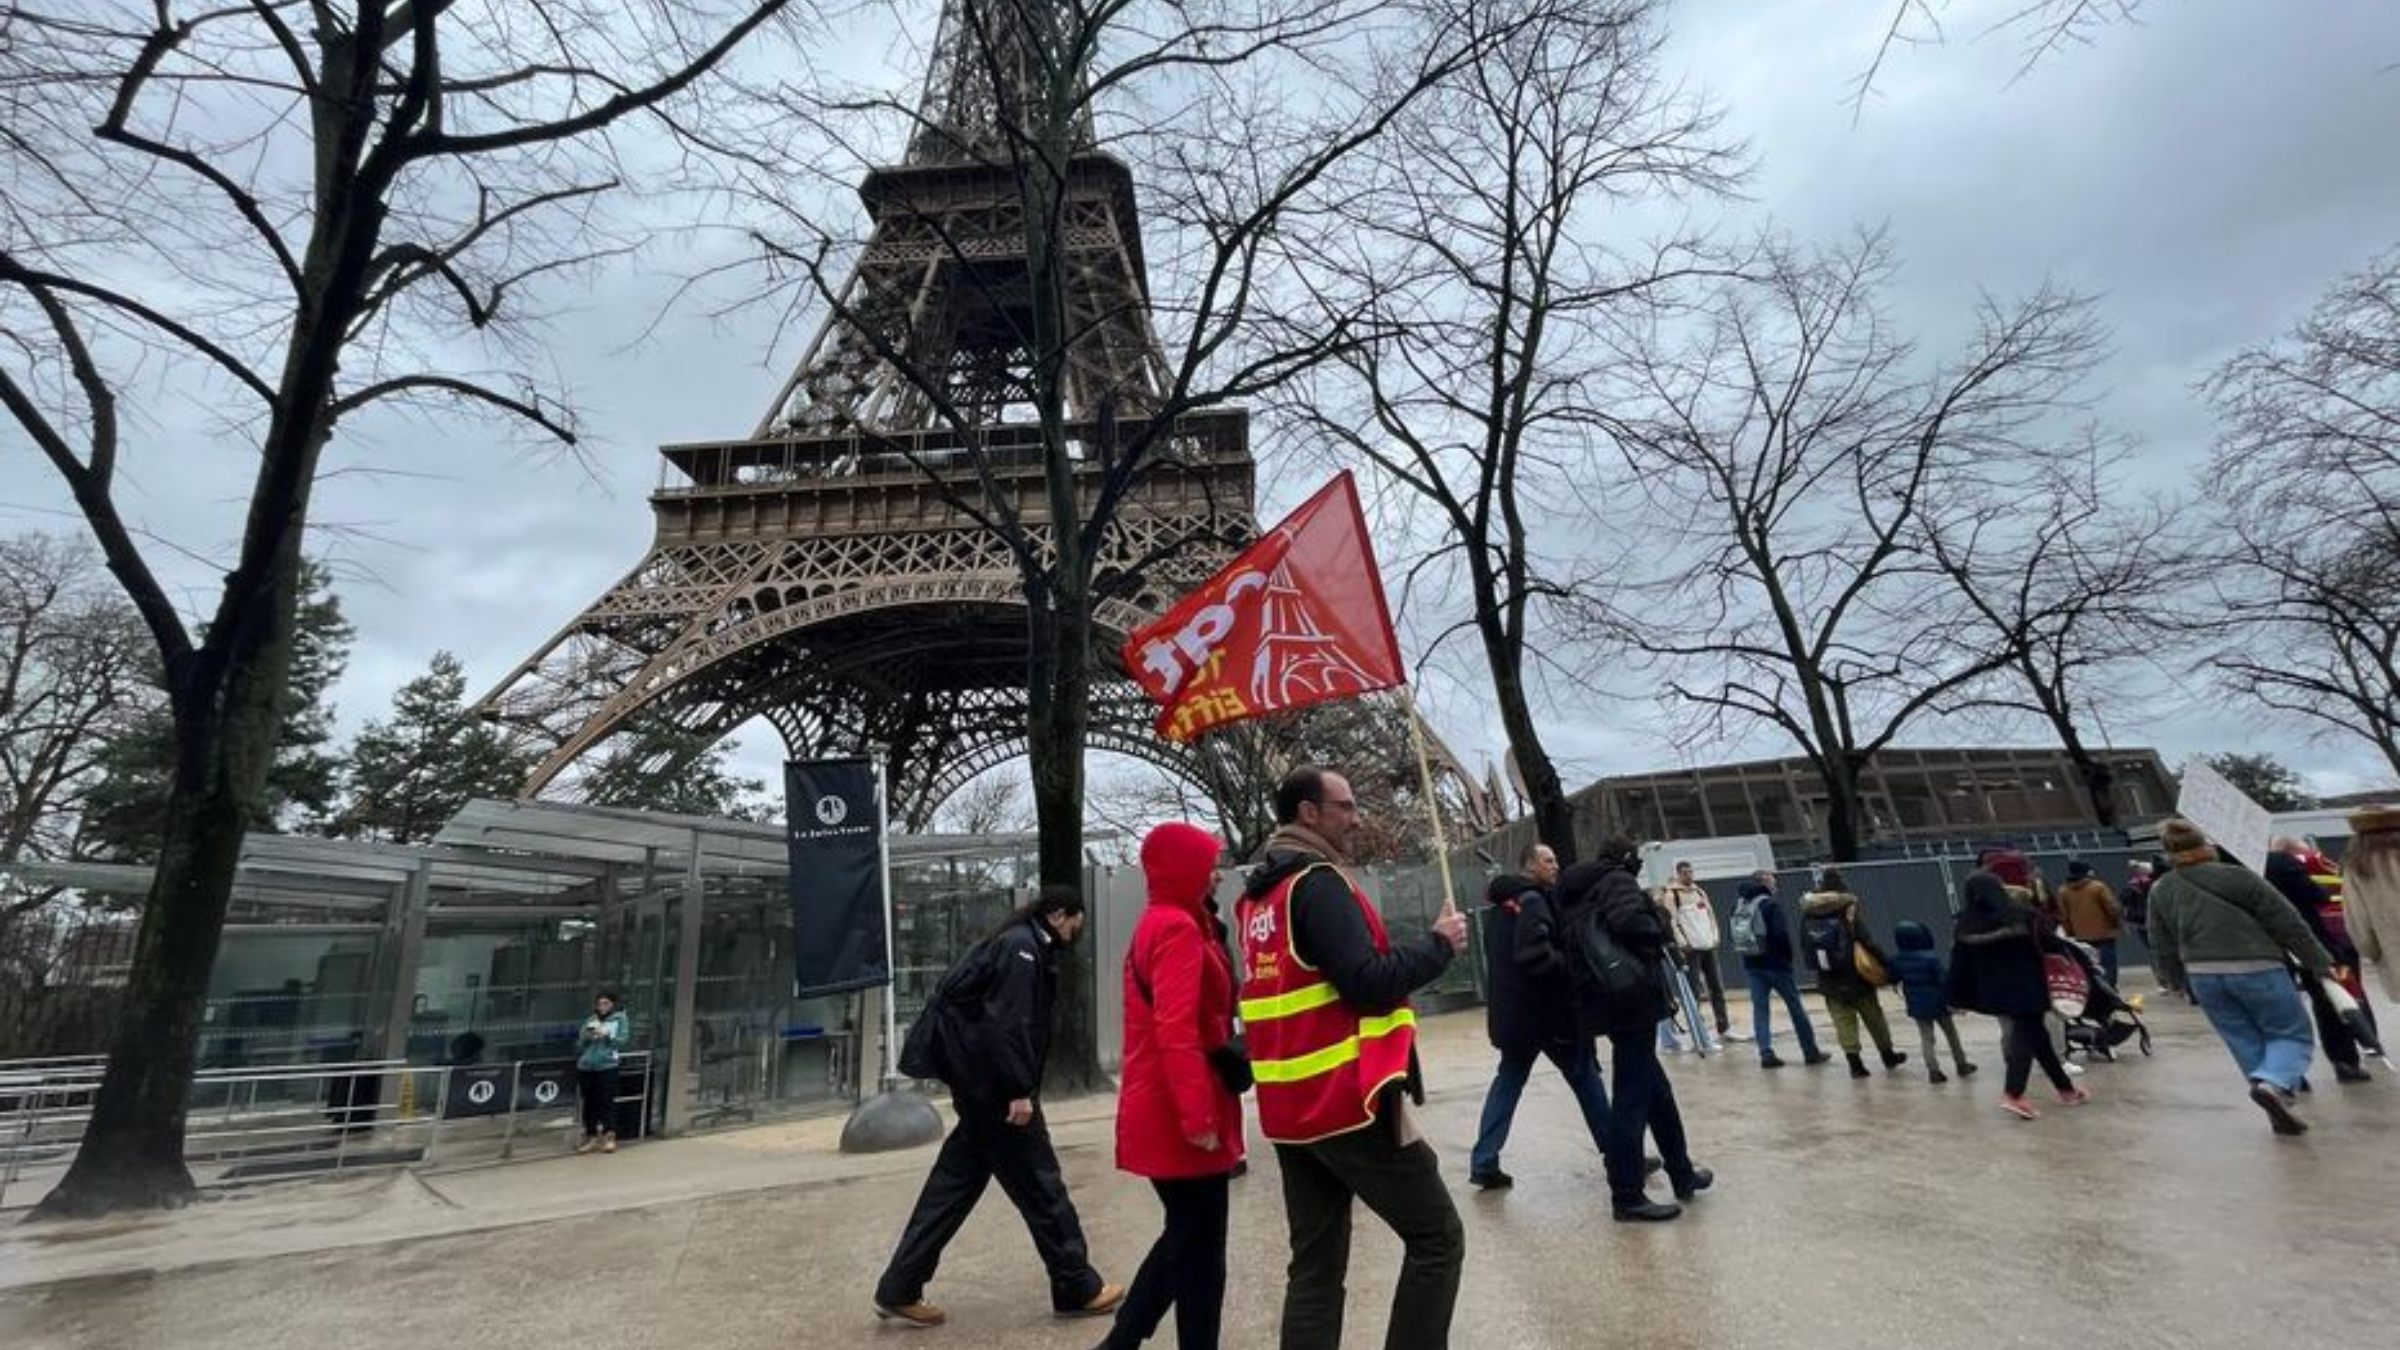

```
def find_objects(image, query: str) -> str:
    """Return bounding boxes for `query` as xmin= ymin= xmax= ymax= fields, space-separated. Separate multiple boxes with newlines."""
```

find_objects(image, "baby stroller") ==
xmin=2051 ymin=936 xmax=2151 ymax=1062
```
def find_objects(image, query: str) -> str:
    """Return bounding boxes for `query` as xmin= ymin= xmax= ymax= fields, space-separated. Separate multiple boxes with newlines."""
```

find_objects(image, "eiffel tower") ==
xmin=474 ymin=0 xmax=1255 ymax=824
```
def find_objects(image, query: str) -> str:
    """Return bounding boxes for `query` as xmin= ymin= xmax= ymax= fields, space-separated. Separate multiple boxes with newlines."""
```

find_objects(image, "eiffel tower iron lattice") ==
xmin=473 ymin=0 xmax=1505 ymax=834
xmin=473 ymin=0 xmax=1249 ymax=825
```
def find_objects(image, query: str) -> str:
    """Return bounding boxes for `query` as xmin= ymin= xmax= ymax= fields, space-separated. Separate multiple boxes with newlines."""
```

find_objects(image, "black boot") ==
xmin=1928 ymin=1066 xmax=1949 ymax=1084
xmin=1846 ymin=1053 xmax=1871 ymax=1079
xmin=1880 ymin=1048 xmax=1909 ymax=1069
xmin=1613 ymin=1199 xmax=1683 ymax=1222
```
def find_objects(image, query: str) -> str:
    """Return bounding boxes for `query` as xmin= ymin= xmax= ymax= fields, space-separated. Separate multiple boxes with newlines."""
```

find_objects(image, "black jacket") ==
xmin=1482 ymin=874 xmax=1575 ymax=1053
xmin=1246 ymin=845 xmax=1453 ymax=1103
xmin=1735 ymin=883 xmax=1796 ymax=973
xmin=1554 ymin=858 xmax=1673 ymax=1037
xmin=2264 ymin=853 xmax=2357 ymax=965
xmin=961 ymin=918 xmax=1058 ymax=1104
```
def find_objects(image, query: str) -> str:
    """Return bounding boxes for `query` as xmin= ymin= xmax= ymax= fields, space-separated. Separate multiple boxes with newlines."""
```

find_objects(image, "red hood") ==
xmin=1140 ymin=822 xmax=1221 ymax=913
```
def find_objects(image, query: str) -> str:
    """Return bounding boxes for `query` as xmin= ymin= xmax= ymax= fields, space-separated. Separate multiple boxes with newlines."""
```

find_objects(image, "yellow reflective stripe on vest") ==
xmin=1249 ymin=1009 xmax=1418 ymax=1084
xmin=1240 ymin=981 xmax=1343 ymax=1023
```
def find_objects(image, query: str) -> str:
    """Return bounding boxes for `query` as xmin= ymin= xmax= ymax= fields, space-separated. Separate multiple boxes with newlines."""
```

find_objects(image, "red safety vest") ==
xmin=1237 ymin=863 xmax=1416 ymax=1145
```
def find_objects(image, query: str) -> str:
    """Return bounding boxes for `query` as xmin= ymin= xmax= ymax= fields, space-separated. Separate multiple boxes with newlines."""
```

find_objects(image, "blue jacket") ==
xmin=576 ymin=1010 xmax=630 ymax=1071
xmin=1889 ymin=921 xmax=1949 ymax=1021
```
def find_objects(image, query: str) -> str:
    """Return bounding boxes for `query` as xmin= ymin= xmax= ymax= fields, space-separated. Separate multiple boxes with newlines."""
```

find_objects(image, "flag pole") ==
xmin=1396 ymin=684 xmax=1458 ymax=918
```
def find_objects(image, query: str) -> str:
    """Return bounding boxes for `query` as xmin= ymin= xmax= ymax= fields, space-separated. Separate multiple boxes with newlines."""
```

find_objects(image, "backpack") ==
xmin=1730 ymin=896 xmax=1770 ymax=959
xmin=1803 ymin=911 xmax=1855 ymax=975
xmin=1566 ymin=904 xmax=1656 ymax=1020
xmin=897 ymin=933 xmax=1008 ymax=1085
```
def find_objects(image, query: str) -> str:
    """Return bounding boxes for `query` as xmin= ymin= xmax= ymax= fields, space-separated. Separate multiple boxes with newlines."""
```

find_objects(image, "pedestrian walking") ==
xmin=2119 ymin=861 xmax=2155 ymax=968
xmin=873 ymin=888 xmax=1125 ymax=1329
xmin=574 ymin=990 xmax=629 ymax=1155
xmin=1730 ymin=872 xmax=1829 ymax=1069
xmin=1799 ymin=870 xmax=1907 ymax=1079
xmin=1555 ymin=837 xmax=1713 ymax=1224
xmin=1102 ymin=823 xmax=1246 ymax=1350
xmin=1238 ymin=766 xmax=1468 ymax=1350
xmin=2057 ymin=859 xmax=2125 ymax=987
xmin=1982 ymin=847 xmax=2084 ymax=1077
xmin=1657 ymin=861 xmax=1741 ymax=1041
xmin=2148 ymin=819 xmax=2333 ymax=1137
xmin=1888 ymin=921 xmax=1978 ymax=1084
xmin=1949 ymin=872 xmax=2088 ymax=1121
xmin=2263 ymin=847 xmax=2374 ymax=1083
xmin=1467 ymin=843 xmax=1615 ymax=1190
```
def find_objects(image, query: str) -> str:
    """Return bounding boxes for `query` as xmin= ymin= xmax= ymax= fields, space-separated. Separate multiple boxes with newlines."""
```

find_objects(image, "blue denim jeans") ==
xmin=2190 ymin=968 xmax=2316 ymax=1093
xmin=1746 ymin=968 xmax=1821 ymax=1061
xmin=1470 ymin=1039 xmax=1611 ymax=1175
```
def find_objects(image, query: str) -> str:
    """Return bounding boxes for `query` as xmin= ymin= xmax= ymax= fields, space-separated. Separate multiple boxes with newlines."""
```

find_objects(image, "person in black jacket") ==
xmin=1554 ymin=837 xmax=1713 ymax=1223
xmin=1243 ymin=766 xmax=1468 ymax=1350
xmin=1465 ymin=843 xmax=1614 ymax=1189
xmin=2263 ymin=851 xmax=2374 ymax=1083
xmin=873 ymin=888 xmax=1125 ymax=1329
xmin=1733 ymin=872 xmax=1829 ymax=1069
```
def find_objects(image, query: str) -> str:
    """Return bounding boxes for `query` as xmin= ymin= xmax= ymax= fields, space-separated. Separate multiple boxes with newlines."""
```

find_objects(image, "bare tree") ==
xmin=933 ymin=769 xmax=1033 ymax=836
xmin=1858 ymin=0 xmax=2145 ymax=110
xmin=1278 ymin=0 xmax=1741 ymax=865
xmin=749 ymin=0 xmax=1529 ymax=895
xmin=1614 ymin=233 xmax=2104 ymax=860
xmin=723 ymin=0 xmax=1534 ymax=1092
xmin=0 ymin=0 xmax=800 ymax=1215
xmin=0 ymin=534 xmax=155 ymax=887
xmin=2207 ymin=247 xmax=2400 ymax=777
xmin=1925 ymin=436 xmax=2194 ymax=824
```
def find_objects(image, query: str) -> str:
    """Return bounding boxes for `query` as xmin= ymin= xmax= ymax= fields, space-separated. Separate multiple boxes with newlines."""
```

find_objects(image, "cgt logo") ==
xmin=1136 ymin=569 xmax=1268 ymax=694
xmin=815 ymin=794 xmax=848 ymax=826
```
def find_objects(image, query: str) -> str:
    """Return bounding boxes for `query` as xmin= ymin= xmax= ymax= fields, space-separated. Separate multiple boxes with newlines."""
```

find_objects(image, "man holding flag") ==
xmin=1240 ymin=766 xmax=1469 ymax=1350
xmin=1123 ymin=473 xmax=1472 ymax=1350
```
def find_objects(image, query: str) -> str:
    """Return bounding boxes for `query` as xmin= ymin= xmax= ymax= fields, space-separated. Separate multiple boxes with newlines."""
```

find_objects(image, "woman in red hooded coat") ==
xmin=1100 ymin=821 xmax=1245 ymax=1350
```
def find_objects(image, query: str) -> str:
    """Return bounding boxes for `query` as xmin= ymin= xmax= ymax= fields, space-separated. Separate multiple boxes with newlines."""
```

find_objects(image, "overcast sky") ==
xmin=5 ymin=0 xmax=2398 ymax=812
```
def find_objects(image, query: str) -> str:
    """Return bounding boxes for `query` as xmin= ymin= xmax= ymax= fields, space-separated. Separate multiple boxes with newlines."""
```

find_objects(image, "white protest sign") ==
xmin=2176 ymin=760 xmax=2275 ymax=865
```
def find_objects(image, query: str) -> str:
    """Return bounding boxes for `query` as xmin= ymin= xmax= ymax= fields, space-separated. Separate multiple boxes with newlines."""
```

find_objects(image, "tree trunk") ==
xmin=2054 ymin=717 xmax=2119 ymax=828
xmin=1026 ymin=586 xmax=1104 ymax=1096
xmin=1820 ymin=754 xmax=1866 ymax=863
xmin=36 ymin=562 xmax=300 ymax=1216
xmin=1485 ymin=637 xmax=1576 ymax=863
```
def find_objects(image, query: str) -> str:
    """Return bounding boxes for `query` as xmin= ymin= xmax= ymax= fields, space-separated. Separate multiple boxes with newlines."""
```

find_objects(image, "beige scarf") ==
xmin=1265 ymin=822 xmax=1349 ymax=867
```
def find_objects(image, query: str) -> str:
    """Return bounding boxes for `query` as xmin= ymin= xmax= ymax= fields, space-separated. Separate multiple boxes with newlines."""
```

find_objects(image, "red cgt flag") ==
xmin=1124 ymin=471 xmax=1406 ymax=743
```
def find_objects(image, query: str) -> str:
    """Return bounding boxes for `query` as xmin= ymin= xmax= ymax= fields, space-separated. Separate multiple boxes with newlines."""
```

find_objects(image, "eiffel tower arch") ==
xmin=474 ymin=0 xmax=1254 ymax=826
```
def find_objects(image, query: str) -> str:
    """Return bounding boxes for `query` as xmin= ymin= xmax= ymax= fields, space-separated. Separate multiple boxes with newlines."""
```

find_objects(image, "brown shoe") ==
xmin=1059 ymin=1284 xmax=1125 ymax=1318
xmin=874 ymin=1301 xmax=946 ymax=1328
xmin=574 ymin=1136 xmax=598 ymax=1155
xmin=601 ymin=1131 xmax=617 ymax=1154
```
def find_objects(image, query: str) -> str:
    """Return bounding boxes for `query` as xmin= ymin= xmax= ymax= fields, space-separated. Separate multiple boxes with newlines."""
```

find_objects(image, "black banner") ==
xmin=443 ymin=1064 xmax=514 ymax=1119
xmin=519 ymin=1060 xmax=577 ymax=1113
xmin=787 ymin=756 xmax=891 ymax=997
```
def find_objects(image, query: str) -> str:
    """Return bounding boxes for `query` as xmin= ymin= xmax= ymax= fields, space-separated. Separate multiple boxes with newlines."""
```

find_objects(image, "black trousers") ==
xmin=2002 ymin=1015 xmax=2075 ymax=1096
xmin=1604 ymin=1032 xmax=1694 ymax=1207
xmin=876 ymin=1101 xmax=1103 ymax=1312
xmin=1273 ymin=1118 xmax=1463 ymax=1350
xmin=2297 ymin=971 xmax=2381 ymax=1071
xmin=576 ymin=1067 xmax=618 ymax=1136
xmin=1681 ymin=950 xmax=1730 ymax=1033
xmin=1102 ymin=1174 xmax=1231 ymax=1350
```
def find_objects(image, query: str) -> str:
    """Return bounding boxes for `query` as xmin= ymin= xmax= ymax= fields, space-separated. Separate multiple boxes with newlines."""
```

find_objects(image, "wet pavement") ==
xmin=2 ymin=995 xmax=2394 ymax=1350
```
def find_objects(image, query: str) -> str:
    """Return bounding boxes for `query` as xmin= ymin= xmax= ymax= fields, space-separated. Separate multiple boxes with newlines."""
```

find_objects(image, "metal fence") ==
xmin=0 ymin=1051 xmax=654 ymax=1211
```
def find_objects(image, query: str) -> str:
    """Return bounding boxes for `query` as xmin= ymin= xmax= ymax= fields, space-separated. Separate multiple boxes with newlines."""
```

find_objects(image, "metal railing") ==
xmin=0 ymin=1052 xmax=653 ymax=1210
